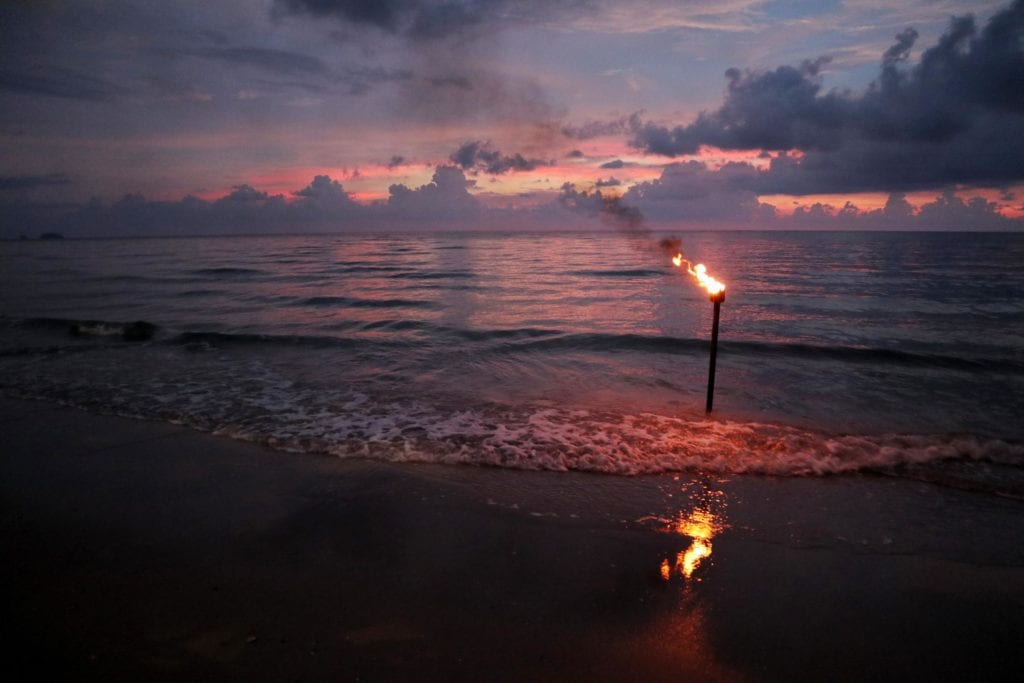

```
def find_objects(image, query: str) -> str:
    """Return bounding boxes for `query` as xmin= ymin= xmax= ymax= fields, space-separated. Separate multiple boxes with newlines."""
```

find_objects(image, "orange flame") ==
xmin=672 ymin=253 xmax=725 ymax=296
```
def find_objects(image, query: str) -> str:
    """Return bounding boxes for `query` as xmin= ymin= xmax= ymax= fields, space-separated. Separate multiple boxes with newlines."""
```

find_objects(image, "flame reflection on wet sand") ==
xmin=656 ymin=486 xmax=728 ymax=583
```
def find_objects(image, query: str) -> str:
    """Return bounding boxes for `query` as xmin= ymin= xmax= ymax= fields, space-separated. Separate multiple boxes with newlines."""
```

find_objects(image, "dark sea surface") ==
xmin=2 ymin=231 xmax=1023 ymax=495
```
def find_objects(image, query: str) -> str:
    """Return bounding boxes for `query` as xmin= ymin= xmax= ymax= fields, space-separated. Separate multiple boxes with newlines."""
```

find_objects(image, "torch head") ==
xmin=709 ymin=290 xmax=726 ymax=304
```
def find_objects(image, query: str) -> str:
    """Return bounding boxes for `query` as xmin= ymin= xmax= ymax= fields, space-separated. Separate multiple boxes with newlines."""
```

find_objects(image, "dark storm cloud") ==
xmin=427 ymin=75 xmax=474 ymax=90
xmin=749 ymin=127 xmax=1024 ymax=194
xmin=449 ymin=141 xmax=549 ymax=175
xmin=630 ymin=56 xmax=843 ymax=155
xmin=0 ymin=173 xmax=71 ymax=191
xmin=339 ymin=65 xmax=414 ymax=95
xmin=274 ymin=1 xmax=573 ymax=132
xmin=187 ymin=45 xmax=412 ymax=96
xmin=273 ymin=0 xmax=408 ymax=32
xmin=200 ymin=47 xmax=329 ymax=75
xmin=0 ymin=64 xmax=124 ymax=101
xmin=628 ymin=0 xmax=1024 ymax=190
xmin=274 ymin=0 xmax=593 ymax=41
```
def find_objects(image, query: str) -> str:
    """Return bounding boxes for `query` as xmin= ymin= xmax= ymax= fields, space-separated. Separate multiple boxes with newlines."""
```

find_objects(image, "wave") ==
xmin=453 ymin=327 xmax=563 ymax=341
xmin=171 ymin=330 xmax=366 ymax=349
xmin=19 ymin=317 xmax=159 ymax=341
xmin=214 ymin=407 xmax=1024 ymax=498
xmin=334 ymin=264 xmax=408 ymax=274
xmin=84 ymin=274 xmax=155 ymax=283
xmin=388 ymin=270 xmax=475 ymax=280
xmin=297 ymin=296 xmax=437 ymax=309
xmin=7 ymin=316 xmax=1020 ymax=372
xmin=190 ymin=267 xmax=264 ymax=277
xmin=723 ymin=339 xmax=1024 ymax=372
xmin=568 ymin=269 xmax=666 ymax=278
xmin=10 ymin=372 xmax=1018 ymax=492
xmin=354 ymin=319 xmax=435 ymax=332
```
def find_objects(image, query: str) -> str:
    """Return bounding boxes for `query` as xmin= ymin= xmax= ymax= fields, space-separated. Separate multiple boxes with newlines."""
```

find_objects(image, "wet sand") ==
xmin=2 ymin=396 xmax=1022 ymax=681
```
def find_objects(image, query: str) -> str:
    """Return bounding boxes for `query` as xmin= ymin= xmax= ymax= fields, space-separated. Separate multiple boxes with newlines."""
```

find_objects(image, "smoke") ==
xmin=557 ymin=180 xmax=696 ymax=268
xmin=600 ymin=193 xmax=643 ymax=227
xmin=658 ymin=236 xmax=687 ymax=261
xmin=557 ymin=182 xmax=642 ymax=228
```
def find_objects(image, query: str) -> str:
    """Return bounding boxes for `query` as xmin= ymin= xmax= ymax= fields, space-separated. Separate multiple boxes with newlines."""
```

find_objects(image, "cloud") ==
xmin=189 ymin=46 xmax=410 ymax=96
xmin=217 ymin=184 xmax=268 ymax=203
xmin=630 ymin=56 xmax=844 ymax=154
xmin=562 ymin=112 xmax=643 ymax=140
xmin=627 ymin=1 xmax=1024 ymax=191
xmin=3 ymin=175 xmax=361 ymax=236
xmin=595 ymin=177 xmax=621 ymax=187
xmin=0 ymin=173 xmax=71 ymax=191
xmin=294 ymin=174 xmax=358 ymax=203
xmin=200 ymin=47 xmax=328 ymax=75
xmin=449 ymin=141 xmax=550 ymax=175
xmin=273 ymin=1 xmax=571 ymax=131
xmin=273 ymin=0 xmax=595 ymax=41
xmin=0 ymin=64 xmax=124 ymax=101
xmin=599 ymin=159 xmax=627 ymax=169
xmin=623 ymin=161 xmax=776 ymax=224
xmin=2 ymin=165 xmax=1022 ymax=238
xmin=384 ymin=166 xmax=481 ymax=220
xmin=274 ymin=0 xmax=408 ymax=33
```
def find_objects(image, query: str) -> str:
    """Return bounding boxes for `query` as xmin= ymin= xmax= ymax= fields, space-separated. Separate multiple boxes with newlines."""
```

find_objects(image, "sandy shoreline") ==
xmin=2 ymin=395 xmax=1023 ymax=681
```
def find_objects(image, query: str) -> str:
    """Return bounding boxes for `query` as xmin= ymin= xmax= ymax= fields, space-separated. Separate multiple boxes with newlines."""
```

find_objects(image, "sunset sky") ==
xmin=2 ymin=0 xmax=1023 ymax=235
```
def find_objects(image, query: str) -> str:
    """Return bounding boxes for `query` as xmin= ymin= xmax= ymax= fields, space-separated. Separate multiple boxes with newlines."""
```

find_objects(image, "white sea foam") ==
xmin=210 ymin=398 xmax=1024 ymax=478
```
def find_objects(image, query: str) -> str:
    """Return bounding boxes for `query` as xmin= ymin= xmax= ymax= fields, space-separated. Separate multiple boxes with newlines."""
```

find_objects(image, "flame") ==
xmin=671 ymin=253 xmax=725 ymax=296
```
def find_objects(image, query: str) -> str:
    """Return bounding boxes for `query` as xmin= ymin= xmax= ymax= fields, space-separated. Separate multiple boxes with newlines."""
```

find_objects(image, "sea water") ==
xmin=2 ymin=231 xmax=1022 ymax=495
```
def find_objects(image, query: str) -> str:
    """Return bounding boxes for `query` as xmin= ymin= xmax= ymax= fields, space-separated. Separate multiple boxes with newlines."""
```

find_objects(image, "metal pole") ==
xmin=705 ymin=292 xmax=724 ymax=413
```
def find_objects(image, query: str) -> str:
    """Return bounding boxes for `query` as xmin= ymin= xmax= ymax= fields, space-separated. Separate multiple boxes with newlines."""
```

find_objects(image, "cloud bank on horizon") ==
xmin=1 ymin=0 xmax=1022 ymax=235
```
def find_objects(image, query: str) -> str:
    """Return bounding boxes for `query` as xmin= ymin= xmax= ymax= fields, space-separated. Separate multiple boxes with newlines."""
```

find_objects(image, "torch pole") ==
xmin=705 ymin=291 xmax=725 ymax=414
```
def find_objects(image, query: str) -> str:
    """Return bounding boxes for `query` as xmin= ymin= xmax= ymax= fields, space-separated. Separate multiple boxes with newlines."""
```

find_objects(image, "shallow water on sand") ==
xmin=2 ymin=231 xmax=1022 ymax=492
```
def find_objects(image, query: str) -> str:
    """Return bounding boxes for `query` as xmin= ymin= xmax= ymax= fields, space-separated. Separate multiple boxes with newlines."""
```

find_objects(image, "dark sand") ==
xmin=2 ymin=396 xmax=1023 ymax=681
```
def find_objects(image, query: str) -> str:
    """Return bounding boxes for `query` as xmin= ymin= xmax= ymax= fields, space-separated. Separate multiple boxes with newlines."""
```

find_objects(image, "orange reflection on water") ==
xmin=658 ymin=490 xmax=726 ymax=582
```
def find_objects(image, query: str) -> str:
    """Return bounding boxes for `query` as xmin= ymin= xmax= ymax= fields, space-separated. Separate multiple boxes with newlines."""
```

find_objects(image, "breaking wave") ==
xmin=206 ymin=404 xmax=1024 ymax=480
xmin=5 ymin=316 xmax=1021 ymax=372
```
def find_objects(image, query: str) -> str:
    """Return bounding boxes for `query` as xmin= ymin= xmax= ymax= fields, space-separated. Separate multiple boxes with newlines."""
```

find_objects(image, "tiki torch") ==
xmin=705 ymin=289 xmax=725 ymax=413
xmin=671 ymin=255 xmax=727 ymax=413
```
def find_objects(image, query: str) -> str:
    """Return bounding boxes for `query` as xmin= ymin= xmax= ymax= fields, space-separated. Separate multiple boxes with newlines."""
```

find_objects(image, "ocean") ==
xmin=2 ymin=230 xmax=1023 ymax=496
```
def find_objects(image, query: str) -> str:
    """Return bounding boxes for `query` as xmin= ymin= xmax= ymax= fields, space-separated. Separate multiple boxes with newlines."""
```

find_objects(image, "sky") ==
xmin=2 ymin=0 xmax=1023 ymax=235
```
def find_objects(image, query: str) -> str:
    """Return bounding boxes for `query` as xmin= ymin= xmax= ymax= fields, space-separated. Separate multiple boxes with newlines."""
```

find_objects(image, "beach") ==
xmin=6 ymin=0 xmax=1024 ymax=677
xmin=3 ymin=395 xmax=1022 ymax=681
